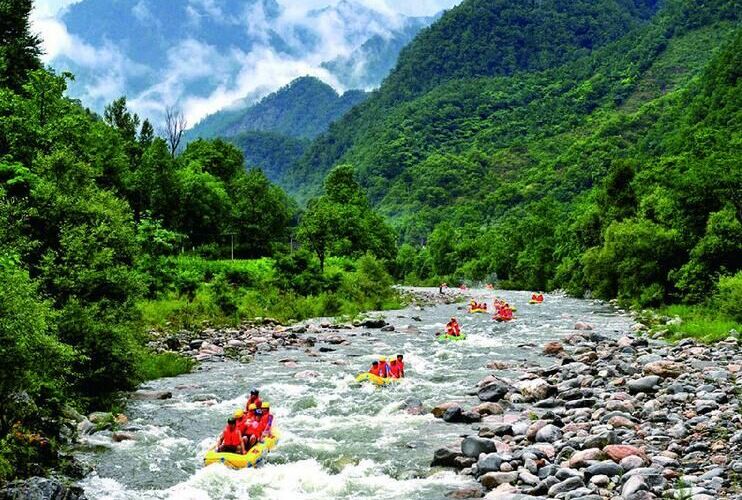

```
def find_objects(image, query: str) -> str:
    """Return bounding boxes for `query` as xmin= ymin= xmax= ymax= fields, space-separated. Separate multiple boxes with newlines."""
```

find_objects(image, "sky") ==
xmin=30 ymin=0 xmax=462 ymax=126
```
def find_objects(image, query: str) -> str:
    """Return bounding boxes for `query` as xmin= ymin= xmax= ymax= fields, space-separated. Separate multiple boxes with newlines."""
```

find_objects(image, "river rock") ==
xmin=432 ymin=402 xmax=461 ymax=418
xmin=0 ymin=478 xmax=86 ymax=500
xmin=432 ymin=447 xmax=462 ymax=467
xmin=604 ymin=445 xmax=645 ymax=462
xmin=516 ymin=378 xmax=557 ymax=402
xmin=586 ymin=460 xmax=623 ymax=478
xmin=480 ymin=471 xmax=519 ymax=489
xmin=478 ymin=381 xmax=509 ymax=402
xmin=446 ymin=487 xmax=485 ymax=498
xmin=473 ymin=402 xmax=504 ymax=416
xmin=643 ymin=360 xmax=683 ymax=378
xmin=547 ymin=476 xmax=584 ymax=496
xmin=131 ymin=390 xmax=172 ymax=401
xmin=360 ymin=318 xmax=387 ymax=329
xmin=574 ymin=322 xmax=593 ymax=331
xmin=462 ymin=436 xmax=497 ymax=457
xmin=477 ymin=453 xmax=504 ymax=475
xmin=627 ymin=376 xmax=661 ymax=394
xmin=535 ymin=424 xmax=562 ymax=443
xmin=112 ymin=431 xmax=135 ymax=442
xmin=568 ymin=448 xmax=605 ymax=467
xmin=543 ymin=341 xmax=564 ymax=356
xmin=294 ymin=370 xmax=320 ymax=379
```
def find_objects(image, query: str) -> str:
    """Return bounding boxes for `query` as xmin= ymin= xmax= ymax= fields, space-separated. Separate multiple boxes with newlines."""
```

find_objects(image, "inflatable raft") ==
xmin=529 ymin=300 xmax=543 ymax=305
xmin=204 ymin=428 xmax=280 ymax=469
xmin=437 ymin=333 xmax=467 ymax=342
xmin=493 ymin=316 xmax=515 ymax=322
xmin=355 ymin=372 xmax=400 ymax=385
xmin=468 ymin=308 xmax=488 ymax=313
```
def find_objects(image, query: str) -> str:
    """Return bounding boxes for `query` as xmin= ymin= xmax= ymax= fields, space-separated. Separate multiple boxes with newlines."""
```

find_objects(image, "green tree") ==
xmin=0 ymin=0 xmax=41 ymax=91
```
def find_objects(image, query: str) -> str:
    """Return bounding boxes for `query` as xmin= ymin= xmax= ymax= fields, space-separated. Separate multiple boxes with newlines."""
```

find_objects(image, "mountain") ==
xmin=189 ymin=76 xmax=368 ymax=140
xmin=286 ymin=0 xmax=665 ymax=196
xmin=44 ymin=0 xmax=441 ymax=124
xmin=321 ymin=15 xmax=437 ymax=90
xmin=284 ymin=0 xmax=740 ymax=303
xmin=186 ymin=76 xmax=368 ymax=183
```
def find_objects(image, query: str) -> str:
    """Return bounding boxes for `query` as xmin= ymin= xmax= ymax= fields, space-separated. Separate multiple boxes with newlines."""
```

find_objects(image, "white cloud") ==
xmin=34 ymin=0 xmax=464 ymax=126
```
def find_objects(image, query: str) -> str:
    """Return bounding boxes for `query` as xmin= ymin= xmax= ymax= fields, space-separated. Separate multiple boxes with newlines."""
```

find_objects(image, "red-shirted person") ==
xmin=378 ymin=357 xmax=392 ymax=378
xmin=446 ymin=317 xmax=461 ymax=336
xmin=369 ymin=360 xmax=381 ymax=376
xmin=389 ymin=359 xmax=401 ymax=378
xmin=246 ymin=388 xmax=262 ymax=412
xmin=259 ymin=402 xmax=273 ymax=436
xmin=217 ymin=417 xmax=246 ymax=454
xmin=396 ymin=354 xmax=405 ymax=378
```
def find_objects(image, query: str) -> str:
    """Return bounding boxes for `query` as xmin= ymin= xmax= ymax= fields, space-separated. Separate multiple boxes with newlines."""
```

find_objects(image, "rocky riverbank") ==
xmin=430 ymin=329 xmax=741 ymax=499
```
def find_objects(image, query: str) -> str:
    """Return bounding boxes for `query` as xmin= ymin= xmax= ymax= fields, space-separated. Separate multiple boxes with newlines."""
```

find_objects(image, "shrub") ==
xmin=713 ymin=272 xmax=742 ymax=322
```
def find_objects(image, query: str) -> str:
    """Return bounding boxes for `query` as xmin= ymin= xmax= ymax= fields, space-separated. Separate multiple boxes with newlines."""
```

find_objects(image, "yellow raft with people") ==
xmin=468 ymin=308 xmax=488 ymax=313
xmin=355 ymin=372 xmax=400 ymax=385
xmin=203 ymin=428 xmax=281 ymax=469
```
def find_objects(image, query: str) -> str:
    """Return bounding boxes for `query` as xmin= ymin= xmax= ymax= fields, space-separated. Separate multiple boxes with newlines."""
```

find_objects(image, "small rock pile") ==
xmin=432 ymin=331 xmax=741 ymax=499
xmin=148 ymin=323 xmax=318 ymax=362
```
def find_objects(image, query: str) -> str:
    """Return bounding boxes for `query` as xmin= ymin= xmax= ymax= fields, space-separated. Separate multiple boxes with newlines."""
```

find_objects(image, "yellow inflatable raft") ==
xmin=468 ymin=308 xmax=488 ymax=313
xmin=203 ymin=428 xmax=280 ymax=469
xmin=355 ymin=372 xmax=400 ymax=385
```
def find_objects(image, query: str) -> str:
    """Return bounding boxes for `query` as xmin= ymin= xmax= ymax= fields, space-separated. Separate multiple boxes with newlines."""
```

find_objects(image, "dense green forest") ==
xmin=0 ymin=2 xmax=395 ymax=481
xmin=285 ymin=0 xmax=741 ymax=313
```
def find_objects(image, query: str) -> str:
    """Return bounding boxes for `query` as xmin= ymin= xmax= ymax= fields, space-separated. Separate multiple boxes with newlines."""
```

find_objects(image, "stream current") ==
xmin=76 ymin=288 xmax=632 ymax=499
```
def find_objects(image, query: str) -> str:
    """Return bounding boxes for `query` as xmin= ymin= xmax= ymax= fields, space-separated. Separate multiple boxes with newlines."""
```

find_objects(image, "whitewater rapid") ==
xmin=75 ymin=289 xmax=632 ymax=499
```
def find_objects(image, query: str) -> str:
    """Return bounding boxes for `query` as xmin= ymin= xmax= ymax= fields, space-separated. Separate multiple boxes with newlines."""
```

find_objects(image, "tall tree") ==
xmin=0 ymin=0 xmax=42 ymax=91
xmin=164 ymin=106 xmax=187 ymax=157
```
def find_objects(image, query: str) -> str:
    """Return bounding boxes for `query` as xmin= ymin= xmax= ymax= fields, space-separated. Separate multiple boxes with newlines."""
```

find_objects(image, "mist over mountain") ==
xmin=35 ymin=0 xmax=450 ymax=126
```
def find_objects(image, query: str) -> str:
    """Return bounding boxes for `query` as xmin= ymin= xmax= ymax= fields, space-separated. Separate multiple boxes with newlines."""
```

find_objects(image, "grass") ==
xmin=138 ymin=255 xmax=407 ymax=331
xmin=138 ymin=352 xmax=195 ymax=381
xmin=655 ymin=304 xmax=740 ymax=343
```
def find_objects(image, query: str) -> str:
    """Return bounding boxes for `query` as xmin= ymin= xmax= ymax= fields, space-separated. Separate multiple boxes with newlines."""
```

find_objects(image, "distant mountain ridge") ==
xmin=189 ymin=77 xmax=368 ymax=141
xmin=47 ymin=0 xmax=440 ymax=124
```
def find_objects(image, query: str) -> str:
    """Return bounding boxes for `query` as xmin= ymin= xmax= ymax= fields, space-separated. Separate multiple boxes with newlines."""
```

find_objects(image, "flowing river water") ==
xmin=76 ymin=289 xmax=633 ymax=499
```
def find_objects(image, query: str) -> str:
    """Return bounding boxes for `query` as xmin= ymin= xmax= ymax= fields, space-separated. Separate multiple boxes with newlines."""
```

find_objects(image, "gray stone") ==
xmin=547 ymin=476 xmax=584 ymax=496
xmin=462 ymin=436 xmax=497 ymax=458
xmin=627 ymin=376 xmax=662 ymax=394
xmin=477 ymin=453 xmax=504 ymax=475
xmin=586 ymin=461 xmax=623 ymax=478
xmin=0 ymin=478 xmax=86 ymax=500
xmin=431 ymin=447 xmax=462 ymax=467
xmin=620 ymin=455 xmax=645 ymax=471
xmin=535 ymin=424 xmax=563 ymax=443
xmin=478 ymin=381 xmax=510 ymax=402
xmin=131 ymin=390 xmax=172 ymax=401
xmin=621 ymin=475 xmax=647 ymax=497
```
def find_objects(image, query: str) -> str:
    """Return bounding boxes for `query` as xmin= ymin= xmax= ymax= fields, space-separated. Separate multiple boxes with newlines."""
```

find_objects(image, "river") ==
xmin=76 ymin=289 xmax=633 ymax=499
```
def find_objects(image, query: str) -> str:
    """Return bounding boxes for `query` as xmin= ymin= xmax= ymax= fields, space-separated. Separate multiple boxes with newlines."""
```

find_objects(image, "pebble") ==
xmin=429 ymin=329 xmax=741 ymax=499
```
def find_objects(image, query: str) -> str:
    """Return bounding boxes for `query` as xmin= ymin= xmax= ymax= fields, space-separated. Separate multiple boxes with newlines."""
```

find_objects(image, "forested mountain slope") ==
xmin=188 ymin=76 xmax=367 ymax=183
xmin=286 ymin=0 xmax=664 ymax=195
xmin=285 ymin=0 xmax=741 ymax=305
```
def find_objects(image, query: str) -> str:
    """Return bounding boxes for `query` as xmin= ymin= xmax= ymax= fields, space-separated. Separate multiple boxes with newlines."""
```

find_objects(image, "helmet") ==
xmin=250 ymin=388 xmax=259 ymax=395
xmin=261 ymin=402 xmax=270 ymax=409
xmin=379 ymin=356 xmax=387 ymax=361
xmin=227 ymin=417 xmax=236 ymax=425
xmin=248 ymin=403 xmax=257 ymax=410
xmin=233 ymin=409 xmax=244 ymax=418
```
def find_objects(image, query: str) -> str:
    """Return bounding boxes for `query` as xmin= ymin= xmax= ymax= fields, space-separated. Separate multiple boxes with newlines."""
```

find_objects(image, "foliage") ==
xmin=713 ymin=272 xmax=742 ymax=322
xmin=137 ymin=352 xmax=194 ymax=381
xmin=298 ymin=165 xmax=397 ymax=270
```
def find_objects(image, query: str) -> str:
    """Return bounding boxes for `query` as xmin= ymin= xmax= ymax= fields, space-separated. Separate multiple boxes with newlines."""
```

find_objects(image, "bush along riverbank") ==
xmin=431 ymin=329 xmax=741 ymax=499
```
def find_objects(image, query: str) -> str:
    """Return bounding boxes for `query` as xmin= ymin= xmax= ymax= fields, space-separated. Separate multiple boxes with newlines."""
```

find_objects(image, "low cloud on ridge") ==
xmin=32 ymin=0 xmax=461 ymax=127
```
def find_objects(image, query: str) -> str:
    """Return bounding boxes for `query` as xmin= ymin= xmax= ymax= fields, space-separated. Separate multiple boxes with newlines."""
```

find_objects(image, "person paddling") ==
xmin=446 ymin=317 xmax=461 ymax=336
xmin=378 ymin=356 xmax=392 ymax=378
xmin=396 ymin=354 xmax=405 ymax=378
xmin=217 ymin=417 xmax=246 ymax=455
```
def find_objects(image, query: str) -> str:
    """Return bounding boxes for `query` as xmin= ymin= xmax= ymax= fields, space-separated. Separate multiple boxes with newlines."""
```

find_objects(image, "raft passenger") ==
xmin=217 ymin=417 xmax=246 ymax=455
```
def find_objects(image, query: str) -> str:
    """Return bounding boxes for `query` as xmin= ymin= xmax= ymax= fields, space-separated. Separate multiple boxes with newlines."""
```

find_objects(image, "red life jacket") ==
xmin=223 ymin=425 xmax=241 ymax=446
xmin=236 ymin=416 xmax=248 ymax=435
xmin=369 ymin=365 xmax=381 ymax=376
xmin=379 ymin=361 xmax=390 ymax=377
xmin=397 ymin=360 xmax=405 ymax=374
xmin=247 ymin=396 xmax=262 ymax=410
xmin=245 ymin=420 xmax=261 ymax=438
xmin=389 ymin=362 xmax=400 ymax=378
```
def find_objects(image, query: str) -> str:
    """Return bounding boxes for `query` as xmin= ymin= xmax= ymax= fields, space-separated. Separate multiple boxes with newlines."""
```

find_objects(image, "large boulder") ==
xmin=478 ymin=381 xmax=509 ymax=402
xmin=462 ymin=436 xmax=497 ymax=458
xmin=477 ymin=453 xmax=504 ymax=475
xmin=515 ymin=378 xmax=557 ymax=402
xmin=432 ymin=402 xmax=461 ymax=418
xmin=431 ymin=447 xmax=463 ymax=467
xmin=131 ymin=390 xmax=172 ymax=401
